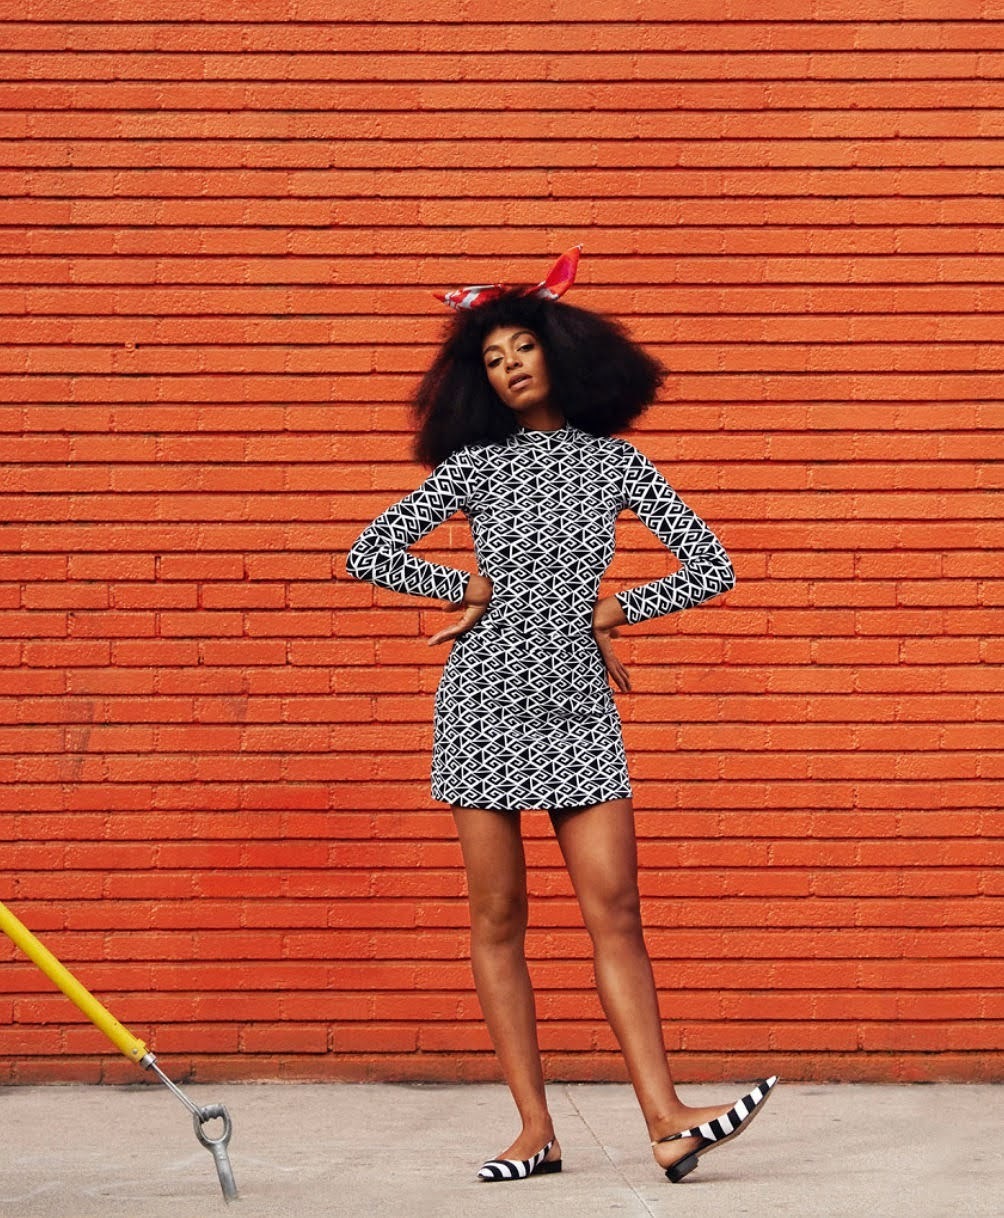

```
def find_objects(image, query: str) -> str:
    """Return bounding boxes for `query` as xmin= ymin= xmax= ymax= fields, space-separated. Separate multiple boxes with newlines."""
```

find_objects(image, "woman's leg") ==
xmin=550 ymin=796 xmax=753 ymax=1168
xmin=452 ymin=804 xmax=560 ymax=1162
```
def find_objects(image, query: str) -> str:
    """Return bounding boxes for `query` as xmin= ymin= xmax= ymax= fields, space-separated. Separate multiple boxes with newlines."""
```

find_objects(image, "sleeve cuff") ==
xmin=614 ymin=589 xmax=644 ymax=627
xmin=444 ymin=568 xmax=472 ymax=607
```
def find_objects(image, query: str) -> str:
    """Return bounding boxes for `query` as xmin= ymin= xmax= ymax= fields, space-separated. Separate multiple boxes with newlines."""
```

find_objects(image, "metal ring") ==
xmin=194 ymin=1103 xmax=233 ymax=1149
xmin=193 ymin=1104 xmax=239 ymax=1202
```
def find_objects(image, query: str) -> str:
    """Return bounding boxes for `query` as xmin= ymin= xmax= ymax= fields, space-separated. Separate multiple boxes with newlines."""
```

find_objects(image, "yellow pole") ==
xmin=0 ymin=899 xmax=148 ymax=1064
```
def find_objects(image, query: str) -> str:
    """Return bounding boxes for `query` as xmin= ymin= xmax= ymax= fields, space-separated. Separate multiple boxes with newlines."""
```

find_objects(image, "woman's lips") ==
xmin=509 ymin=375 xmax=532 ymax=391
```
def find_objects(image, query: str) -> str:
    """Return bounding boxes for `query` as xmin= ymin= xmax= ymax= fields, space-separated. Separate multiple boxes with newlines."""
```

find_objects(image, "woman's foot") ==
xmin=478 ymin=1126 xmax=563 ymax=1181
xmin=650 ymin=1098 xmax=753 ymax=1172
xmin=650 ymin=1077 xmax=778 ymax=1176
xmin=493 ymin=1127 xmax=561 ymax=1165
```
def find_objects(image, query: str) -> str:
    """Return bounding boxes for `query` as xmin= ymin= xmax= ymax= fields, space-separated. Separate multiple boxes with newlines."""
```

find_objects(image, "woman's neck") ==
xmin=515 ymin=406 xmax=565 ymax=432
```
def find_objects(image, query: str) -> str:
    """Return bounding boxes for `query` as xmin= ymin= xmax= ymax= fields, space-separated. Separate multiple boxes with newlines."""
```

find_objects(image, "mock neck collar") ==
xmin=515 ymin=419 xmax=571 ymax=439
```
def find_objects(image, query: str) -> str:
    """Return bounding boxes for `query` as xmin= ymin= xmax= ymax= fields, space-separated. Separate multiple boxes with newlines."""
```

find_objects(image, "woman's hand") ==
xmin=429 ymin=573 xmax=493 ymax=646
xmin=592 ymin=595 xmax=631 ymax=692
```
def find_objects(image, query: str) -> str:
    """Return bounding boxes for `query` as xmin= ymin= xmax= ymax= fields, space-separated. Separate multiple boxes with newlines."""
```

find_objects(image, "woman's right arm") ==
xmin=345 ymin=448 xmax=474 ymax=606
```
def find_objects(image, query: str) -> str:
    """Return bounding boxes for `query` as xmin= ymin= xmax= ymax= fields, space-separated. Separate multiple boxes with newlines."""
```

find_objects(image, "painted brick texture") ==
xmin=1 ymin=3 xmax=1002 ymax=1085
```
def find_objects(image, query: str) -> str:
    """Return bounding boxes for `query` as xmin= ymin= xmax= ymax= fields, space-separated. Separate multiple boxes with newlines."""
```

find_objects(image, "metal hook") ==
xmin=144 ymin=1056 xmax=239 ymax=1202
xmin=193 ymin=1103 xmax=238 ymax=1203
xmin=0 ymin=901 xmax=240 ymax=1203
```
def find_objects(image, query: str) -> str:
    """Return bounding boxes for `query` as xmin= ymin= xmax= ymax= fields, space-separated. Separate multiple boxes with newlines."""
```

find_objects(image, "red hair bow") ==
xmin=432 ymin=244 xmax=583 ymax=311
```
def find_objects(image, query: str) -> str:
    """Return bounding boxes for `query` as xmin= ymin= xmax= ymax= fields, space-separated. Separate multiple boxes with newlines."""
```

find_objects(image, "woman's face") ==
xmin=481 ymin=325 xmax=552 ymax=416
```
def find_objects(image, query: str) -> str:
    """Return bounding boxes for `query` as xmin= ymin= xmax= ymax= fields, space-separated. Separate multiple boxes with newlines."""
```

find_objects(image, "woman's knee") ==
xmin=583 ymin=883 xmax=644 ymax=944
xmin=468 ymin=888 xmax=529 ymax=947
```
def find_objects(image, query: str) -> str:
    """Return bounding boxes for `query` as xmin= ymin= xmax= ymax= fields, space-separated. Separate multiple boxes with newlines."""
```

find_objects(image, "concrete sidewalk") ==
xmin=0 ymin=1080 xmax=999 ymax=1218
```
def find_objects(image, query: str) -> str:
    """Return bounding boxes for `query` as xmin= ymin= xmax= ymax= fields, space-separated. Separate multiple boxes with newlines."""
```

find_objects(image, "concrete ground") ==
xmin=0 ymin=1080 xmax=999 ymax=1218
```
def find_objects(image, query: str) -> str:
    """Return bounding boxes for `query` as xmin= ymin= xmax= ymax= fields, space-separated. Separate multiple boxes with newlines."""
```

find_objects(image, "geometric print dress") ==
xmin=345 ymin=418 xmax=736 ymax=812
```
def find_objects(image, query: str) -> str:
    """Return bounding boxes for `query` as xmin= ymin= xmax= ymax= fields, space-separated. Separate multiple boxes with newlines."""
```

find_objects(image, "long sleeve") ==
xmin=345 ymin=448 xmax=473 ymax=606
xmin=613 ymin=441 xmax=736 ymax=627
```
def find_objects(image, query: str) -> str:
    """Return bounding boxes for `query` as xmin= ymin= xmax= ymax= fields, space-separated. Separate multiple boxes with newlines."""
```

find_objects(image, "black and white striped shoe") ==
xmin=477 ymin=1138 xmax=562 ymax=1182
xmin=653 ymin=1075 xmax=779 ymax=1183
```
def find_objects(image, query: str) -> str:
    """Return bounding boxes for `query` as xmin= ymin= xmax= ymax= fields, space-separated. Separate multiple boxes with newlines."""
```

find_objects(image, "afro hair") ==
xmin=412 ymin=288 xmax=668 ymax=468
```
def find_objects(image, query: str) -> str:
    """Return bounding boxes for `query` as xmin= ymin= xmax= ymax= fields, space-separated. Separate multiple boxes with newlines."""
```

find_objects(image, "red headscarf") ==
xmin=432 ymin=244 xmax=583 ymax=311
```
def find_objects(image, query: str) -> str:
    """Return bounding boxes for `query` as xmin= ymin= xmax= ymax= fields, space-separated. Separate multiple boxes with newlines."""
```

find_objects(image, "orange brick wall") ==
xmin=1 ymin=3 xmax=1001 ymax=1085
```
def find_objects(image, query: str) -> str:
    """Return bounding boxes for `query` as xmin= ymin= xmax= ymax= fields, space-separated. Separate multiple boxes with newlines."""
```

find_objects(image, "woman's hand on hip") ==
xmin=429 ymin=574 xmax=493 ymax=646
xmin=592 ymin=595 xmax=631 ymax=692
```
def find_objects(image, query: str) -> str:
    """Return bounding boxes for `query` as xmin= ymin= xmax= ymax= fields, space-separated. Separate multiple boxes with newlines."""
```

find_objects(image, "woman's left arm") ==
xmin=613 ymin=441 xmax=736 ymax=627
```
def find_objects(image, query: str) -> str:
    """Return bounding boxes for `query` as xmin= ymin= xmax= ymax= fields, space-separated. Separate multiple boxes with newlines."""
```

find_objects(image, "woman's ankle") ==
xmin=518 ymin=1113 xmax=555 ymax=1142
xmin=645 ymin=1102 xmax=694 ymax=1140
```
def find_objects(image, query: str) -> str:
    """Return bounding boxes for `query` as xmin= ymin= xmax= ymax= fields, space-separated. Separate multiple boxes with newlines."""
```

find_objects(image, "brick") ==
xmin=246 ymin=611 xmax=330 ymax=637
xmin=111 ymin=584 xmax=198 ymax=609
xmin=0 ymin=670 xmax=63 ymax=694
xmin=158 ymin=554 xmax=245 ymax=580
xmin=199 ymin=640 xmax=287 ymax=666
xmin=201 ymin=584 xmax=285 ymax=609
xmin=160 ymin=611 xmax=244 ymax=637
xmin=0 ymin=612 xmax=66 ymax=638
xmin=244 ymin=554 xmax=332 ymax=580
xmin=21 ymin=584 xmax=108 ymax=609
xmin=68 ymin=555 xmax=156 ymax=581
xmin=0 ymin=556 xmax=66 ymax=580
xmin=68 ymin=611 xmax=156 ymax=637
xmin=168 ymin=671 xmax=246 ymax=695
xmin=241 ymin=1025 xmax=328 ymax=1054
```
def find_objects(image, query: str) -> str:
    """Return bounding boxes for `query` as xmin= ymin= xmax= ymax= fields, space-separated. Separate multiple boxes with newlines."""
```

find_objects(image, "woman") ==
xmin=345 ymin=247 xmax=778 ymax=1184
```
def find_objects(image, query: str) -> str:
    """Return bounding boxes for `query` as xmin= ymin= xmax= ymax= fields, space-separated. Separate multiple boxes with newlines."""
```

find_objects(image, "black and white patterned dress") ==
xmin=346 ymin=420 xmax=736 ymax=812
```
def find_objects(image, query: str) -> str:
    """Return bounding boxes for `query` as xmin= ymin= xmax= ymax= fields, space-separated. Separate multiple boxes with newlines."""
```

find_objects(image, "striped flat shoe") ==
xmin=477 ymin=1138 xmax=562 ymax=1182
xmin=653 ymin=1075 xmax=779 ymax=1183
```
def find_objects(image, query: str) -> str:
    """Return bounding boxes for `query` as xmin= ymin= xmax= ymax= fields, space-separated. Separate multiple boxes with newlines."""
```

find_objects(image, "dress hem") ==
xmin=430 ymin=785 xmax=633 ymax=813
